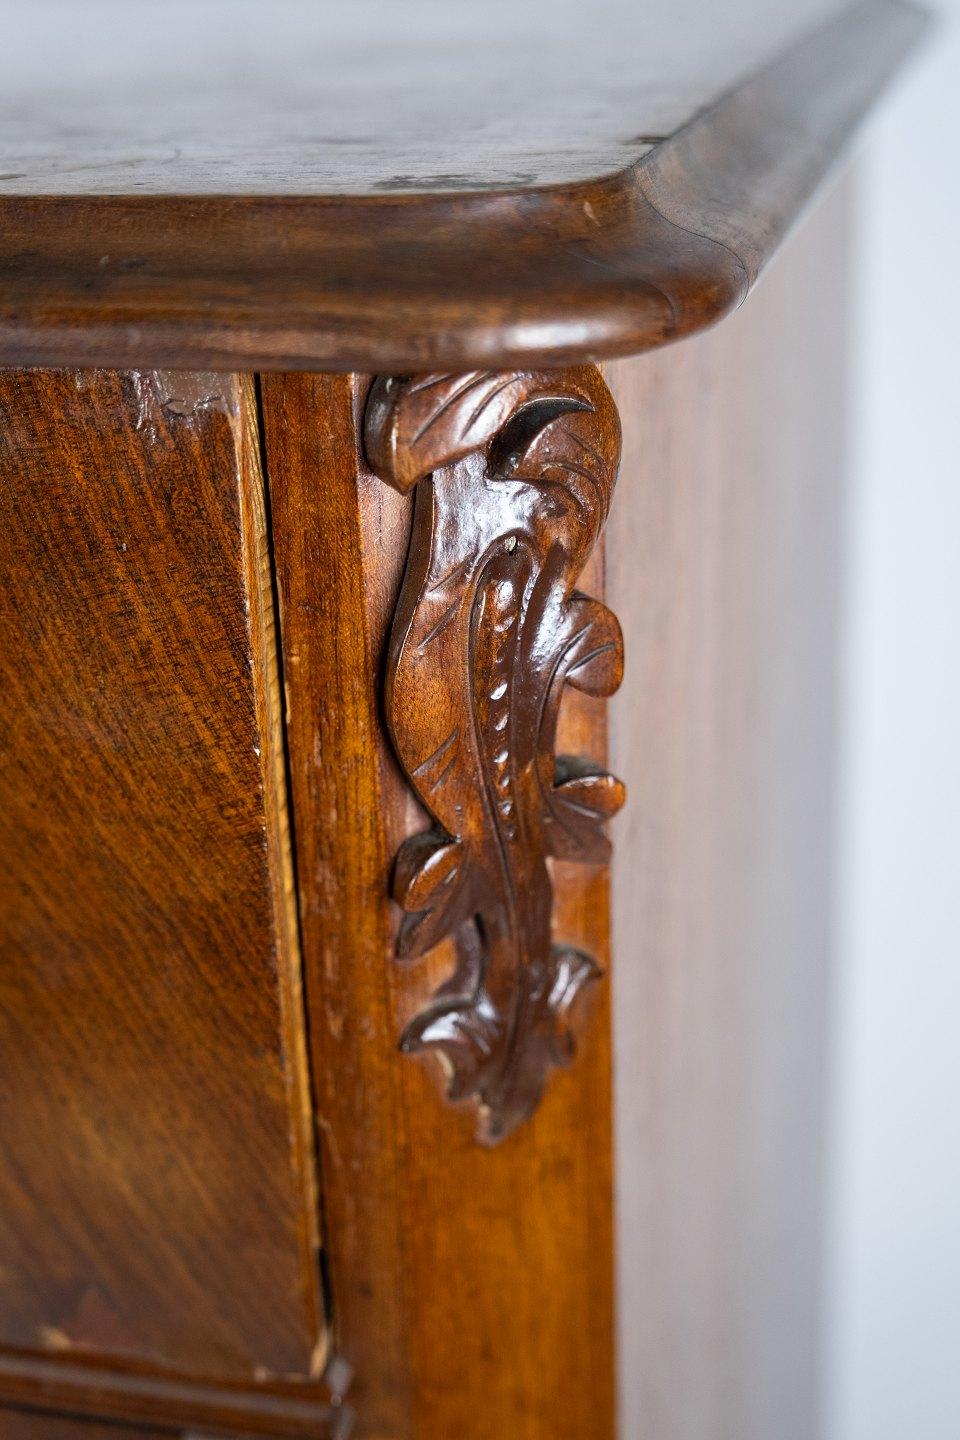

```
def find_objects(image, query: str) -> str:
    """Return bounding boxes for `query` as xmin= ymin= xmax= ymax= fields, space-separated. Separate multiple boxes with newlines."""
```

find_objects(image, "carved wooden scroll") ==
xmin=364 ymin=368 xmax=624 ymax=1143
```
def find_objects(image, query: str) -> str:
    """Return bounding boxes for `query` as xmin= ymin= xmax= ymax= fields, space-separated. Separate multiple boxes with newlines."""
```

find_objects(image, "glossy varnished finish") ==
xmin=0 ymin=1354 xmax=352 ymax=1439
xmin=608 ymin=176 xmax=854 ymax=1440
xmin=259 ymin=373 xmax=411 ymax=1440
xmin=0 ymin=3 xmax=923 ymax=1436
xmin=261 ymin=373 xmax=616 ymax=1439
xmin=0 ymin=1 xmax=924 ymax=372
xmin=0 ymin=371 xmax=345 ymax=1434
xmin=364 ymin=369 xmax=624 ymax=1141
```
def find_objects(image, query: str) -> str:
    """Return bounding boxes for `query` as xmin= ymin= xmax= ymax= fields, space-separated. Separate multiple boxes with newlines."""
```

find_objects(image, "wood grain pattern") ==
xmin=0 ymin=1 xmax=924 ymax=372
xmin=262 ymin=372 xmax=616 ymax=1440
xmin=364 ymin=369 xmax=624 ymax=1141
xmin=0 ymin=1413 xmax=170 ymax=1440
xmin=0 ymin=1353 xmax=352 ymax=1439
xmin=607 ymin=173 xmax=853 ymax=1440
xmin=0 ymin=0 xmax=840 ymax=195
xmin=0 ymin=371 xmax=328 ymax=1399
xmin=259 ymin=372 xmax=411 ymax=1440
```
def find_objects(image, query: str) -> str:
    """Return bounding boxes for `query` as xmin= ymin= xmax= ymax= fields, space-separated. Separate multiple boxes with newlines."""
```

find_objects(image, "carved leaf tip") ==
xmin=392 ymin=830 xmax=469 ymax=961
xmin=399 ymin=942 xmax=603 ymax=1145
xmin=547 ymin=946 xmax=603 ymax=1033
xmin=363 ymin=370 xmax=615 ymax=496
xmin=563 ymin=595 xmax=625 ymax=698
xmin=550 ymin=758 xmax=626 ymax=864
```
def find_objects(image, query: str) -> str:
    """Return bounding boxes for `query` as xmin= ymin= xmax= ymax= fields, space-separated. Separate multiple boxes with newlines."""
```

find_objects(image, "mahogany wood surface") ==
xmin=0 ymin=0 xmax=844 ymax=195
xmin=608 ymin=175 xmax=853 ymax=1440
xmin=0 ymin=3 xmax=922 ymax=1436
xmin=261 ymin=373 xmax=616 ymax=1440
xmin=0 ymin=184 xmax=868 ymax=1438
xmin=0 ymin=370 xmax=345 ymax=1434
xmin=2 ymin=1414 xmax=169 ymax=1440
xmin=0 ymin=1 xmax=924 ymax=372
xmin=0 ymin=1353 xmax=352 ymax=1440
xmin=363 ymin=368 xmax=624 ymax=1143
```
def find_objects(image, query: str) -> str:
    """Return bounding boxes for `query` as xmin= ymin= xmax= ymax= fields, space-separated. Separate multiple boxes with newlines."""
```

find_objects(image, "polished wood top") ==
xmin=3 ymin=0 xmax=843 ymax=196
xmin=0 ymin=0 xmax=925 ymax=370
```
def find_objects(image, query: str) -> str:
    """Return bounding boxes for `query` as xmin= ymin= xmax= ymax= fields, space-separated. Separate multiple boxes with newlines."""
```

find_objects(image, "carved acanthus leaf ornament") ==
xmin=365 ymin=367 xmax=624 ymax=1142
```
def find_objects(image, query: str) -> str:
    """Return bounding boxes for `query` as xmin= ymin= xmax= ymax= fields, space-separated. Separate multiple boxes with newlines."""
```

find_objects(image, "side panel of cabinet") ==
xmin=608 ymin=174 xmax=854 ymax=1440
xmin=0 ymin=371 xmax=325 ymax=1390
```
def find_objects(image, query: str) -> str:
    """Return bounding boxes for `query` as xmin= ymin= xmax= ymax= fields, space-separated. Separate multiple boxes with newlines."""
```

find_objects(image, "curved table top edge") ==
xmin=0 ymin=0 xmax=928 ymax=373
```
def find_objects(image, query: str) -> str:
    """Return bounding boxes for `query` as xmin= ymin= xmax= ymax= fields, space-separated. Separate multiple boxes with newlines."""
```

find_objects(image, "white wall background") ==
xmin=826 ymin=5 xmax=960 ymax=1438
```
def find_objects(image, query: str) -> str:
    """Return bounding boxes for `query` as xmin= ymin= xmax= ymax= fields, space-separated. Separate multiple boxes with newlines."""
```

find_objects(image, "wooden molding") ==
xmin=0 ymin=1351 xmax=353 ymax=1439
xmin=0 ymin=2 xmax=925 ymax=372
xmin=364 ymin=368 xmax=624 ymax=1142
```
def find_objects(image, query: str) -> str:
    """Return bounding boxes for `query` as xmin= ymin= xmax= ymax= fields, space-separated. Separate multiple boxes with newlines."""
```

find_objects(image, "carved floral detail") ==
xmin=364 ymin=369 xmax=624 ymax=1142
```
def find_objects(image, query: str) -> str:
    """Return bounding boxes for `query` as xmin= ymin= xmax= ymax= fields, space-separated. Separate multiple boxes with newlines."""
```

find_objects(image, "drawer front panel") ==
xmin=0 ymin=370 xmax=324 ymax=1383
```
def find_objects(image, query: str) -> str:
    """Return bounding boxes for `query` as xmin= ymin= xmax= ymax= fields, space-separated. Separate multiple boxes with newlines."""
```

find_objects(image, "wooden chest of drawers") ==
xmin=0 ymin=3 xmax=924 ymax=1436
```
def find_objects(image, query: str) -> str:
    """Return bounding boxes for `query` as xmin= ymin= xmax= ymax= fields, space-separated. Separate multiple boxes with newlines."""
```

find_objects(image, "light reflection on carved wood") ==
xmin=364 ymin=368 xmax=624 ymax=1142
